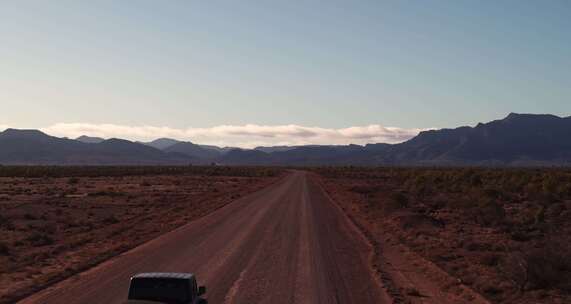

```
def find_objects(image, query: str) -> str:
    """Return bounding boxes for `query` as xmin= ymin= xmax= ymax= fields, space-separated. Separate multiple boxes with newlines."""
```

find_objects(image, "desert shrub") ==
xmin=26 ymin=232 xmax=54 ymax=246
xmin=464 ymin=241 xmax=490 ymax=252
xmin=42 ymin=223 xmax=57 ymax=234
xmin=349 ymin=185 xmax=377 ymax=194
xmin=510 ymin=231 xmax=532 ymax=242
xmin=67 ymin=177 xmax=80 ymax=185
xmin=64 ymin=187 xmax=78 ymax=195
xmin=405 ymin=287 xmax=421 ymax=297
xmin=474 ymin=197 xmax=505 ymax=226
xmin=383 ymin=192 xmax=409 ymax=214
xmin=483 ymin=187 xmax=503 ymax=200
xmin=558 ymin=183 xmax=571 ymax=197
xmin=514 ymin=203 xmax=549 ymax=232
xmin=541 ymin=174 xmax=558 ymax=194
xmin=103 ymin=215 xmax=119 ymax=224
xmin=481 ymin=284 xmax=503 ymax=297
xmin=500 ymin=244 xmax=571 ymax=291
xmin=23 ymin=212 xmax=37 ymax=220
xmin=397 ymin=213 xmax=443 ymax=231
xmin=546 ymin=203 xmax=566 ymax=219
xmin=426 ymin=199 xmax=447 ymax=211
xmin=88 ymin=191 xmax=126 ymax=197
xmin=0 ymin=214 xmax=13 ymax=229
xmin=391 ymin=192 xmax=409 ymax=207
xmin=0 ymin=241 xmax=10 ymax=255
xmin=65 ymin=218 xmax=83 ymax=229
xmin=533 ymin=205 xmax=545 ymax=226
xmin=524 ymin=182 xmax=542 ymax=198
xmin=516 ymin=204 xmax=538 ymax=226
xmin=412 ymin=175 xmax=428 ymax=189
xmin=410 ymin=183 xmax=432 ymax=199
xmin=480 ymin=253 xmax=500 ymax=266
xmin=525 ymin=249 xmax=564 ymax=289
xmin=470 ymin=174 xmax=483 ymax=186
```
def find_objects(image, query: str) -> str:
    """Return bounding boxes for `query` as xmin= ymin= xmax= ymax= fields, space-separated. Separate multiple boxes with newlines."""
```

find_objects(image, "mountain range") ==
xmin=0 ymin=130 xmax=191 ymax=165
xmin=1 ymin=113 xmax=570 ymax=166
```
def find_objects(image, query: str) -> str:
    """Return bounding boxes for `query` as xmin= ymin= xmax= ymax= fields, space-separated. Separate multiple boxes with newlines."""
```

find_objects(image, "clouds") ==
xmin=38 ymin=122 xmax=424 ymax=148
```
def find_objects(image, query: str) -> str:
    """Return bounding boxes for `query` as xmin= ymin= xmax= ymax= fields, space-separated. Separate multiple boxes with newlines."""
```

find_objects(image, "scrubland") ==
xmin=315 ymin=167 xmax=571 ymax=304
xmin=0 ymin=166 xmax=281 ymax=303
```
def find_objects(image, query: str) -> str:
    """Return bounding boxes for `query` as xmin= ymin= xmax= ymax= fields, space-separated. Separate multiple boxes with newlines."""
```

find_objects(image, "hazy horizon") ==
xmin=1 ymin=112 xmax=568 ymax=148
xmin=0 ymin=122 xmax=427 ymax=148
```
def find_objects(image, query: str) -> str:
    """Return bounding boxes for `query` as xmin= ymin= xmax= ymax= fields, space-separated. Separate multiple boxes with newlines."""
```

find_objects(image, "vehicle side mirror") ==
xmin=198 ymin=286 xmax=206 ymax=296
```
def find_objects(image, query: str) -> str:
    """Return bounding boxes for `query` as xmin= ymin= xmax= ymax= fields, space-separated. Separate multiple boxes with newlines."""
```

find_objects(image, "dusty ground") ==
xmin=17 ymin=171 xmax=388 ymax=304
xmin=0 ymin=166 xmax=282 ymax=304
xmin=314 ymin=167 xmax=571 ymax=304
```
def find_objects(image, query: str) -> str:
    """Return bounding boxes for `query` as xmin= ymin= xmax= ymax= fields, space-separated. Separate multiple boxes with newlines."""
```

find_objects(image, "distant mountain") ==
xmin=164 ymin=141 xmax=222 ymax=159
xmin=0 ymin=129 xmax=192 ymax=165
xmin=218 ymin=145 xmax=375 ymax=165
xmin=267 ymin=145 xmax=368 ymax=165
xmin=143 ymin=138 xmax=234 ymax=158
xmin=380 ymin=113 xmax=571 ymax=165
xmin=254 ymin=146 xmax=297 ymax=153
xmin=76 ymin=135 xmax=105 ymax=144
xmin=144 ymin=138 xmax=180 ymax=150
xmin=1 ymin=113 xmax=570 ymax=166
xmin=218 ymin=149 xmax=272 ymax=165
xmin=199 ymin=145 xmax=236 ymax=154
xmin=364 ymin=143 xmax=391 ymax=152
xmin=217 ymin=113 xmax=571 ymax=166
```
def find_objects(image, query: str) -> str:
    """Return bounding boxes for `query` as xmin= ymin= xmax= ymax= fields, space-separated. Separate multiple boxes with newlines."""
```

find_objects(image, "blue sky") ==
xmin=1 ymin=1 xmax=570 ymax=146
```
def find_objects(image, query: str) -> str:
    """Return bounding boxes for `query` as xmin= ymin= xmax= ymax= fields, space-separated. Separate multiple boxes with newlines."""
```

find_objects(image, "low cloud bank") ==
xmin=35 ymin=123 xmax=423 ymax=148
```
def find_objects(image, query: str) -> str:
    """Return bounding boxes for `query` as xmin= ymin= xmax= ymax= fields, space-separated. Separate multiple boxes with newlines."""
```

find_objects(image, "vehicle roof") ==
xmin=131 ymin=272 xmax=195 ymax=280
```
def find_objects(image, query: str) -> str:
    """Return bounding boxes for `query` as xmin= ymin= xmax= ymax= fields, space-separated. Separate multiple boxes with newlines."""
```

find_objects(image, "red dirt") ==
xmin=0 ymin=170 xmax=281 ymax=304
xmin=16 ymin=171 xmax=390 ymax=304
xmin=7 ymin=167 xmax=569 ymax=304
xmin=313 ymin=167 xmax=571 ymax=304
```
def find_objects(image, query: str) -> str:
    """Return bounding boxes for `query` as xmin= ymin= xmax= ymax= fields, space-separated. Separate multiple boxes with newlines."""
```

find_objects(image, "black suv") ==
xmin=126 ymin=272 xmax=207 ymax=304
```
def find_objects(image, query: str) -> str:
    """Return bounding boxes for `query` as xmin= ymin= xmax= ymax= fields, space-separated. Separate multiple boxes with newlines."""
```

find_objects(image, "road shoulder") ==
xmin=310 ymin=173 xmax=490 ymax=304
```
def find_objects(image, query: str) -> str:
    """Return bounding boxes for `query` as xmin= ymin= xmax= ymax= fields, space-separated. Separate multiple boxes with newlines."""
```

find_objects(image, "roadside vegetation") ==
xmin=0 ymin=165 xmax=280 ymax=178
xmin=315 ymin=167 xmax=571 ymax=304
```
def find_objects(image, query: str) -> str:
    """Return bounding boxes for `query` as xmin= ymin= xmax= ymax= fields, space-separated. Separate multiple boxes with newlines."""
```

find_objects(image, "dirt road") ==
xmin=18 ymin=171 xmax=389 ymax=304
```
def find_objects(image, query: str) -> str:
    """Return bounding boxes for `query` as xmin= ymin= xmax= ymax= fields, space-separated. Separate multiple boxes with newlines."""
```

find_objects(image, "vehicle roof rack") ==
xmin=131 ymin=272 xmax=195 ymax=280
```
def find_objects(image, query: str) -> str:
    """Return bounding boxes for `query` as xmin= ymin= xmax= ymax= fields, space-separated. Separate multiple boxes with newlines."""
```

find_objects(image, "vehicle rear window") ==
xmin=128 ymin=278 xmax=190 ymax=303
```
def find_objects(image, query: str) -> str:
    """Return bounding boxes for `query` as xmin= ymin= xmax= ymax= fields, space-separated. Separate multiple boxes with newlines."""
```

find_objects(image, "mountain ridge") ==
xmin=0 ymin=129 xmax=192 ymax=165
xmin=76 ymin=135 xmax=105 ymax=144
xmin=1 ymin=113 xmax=570 ymax=166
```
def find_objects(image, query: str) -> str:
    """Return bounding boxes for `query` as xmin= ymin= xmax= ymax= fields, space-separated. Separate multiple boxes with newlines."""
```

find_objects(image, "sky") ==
xmin=1 ymin=1 xmax=570 ymax=147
